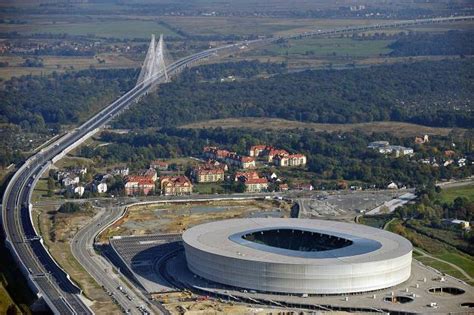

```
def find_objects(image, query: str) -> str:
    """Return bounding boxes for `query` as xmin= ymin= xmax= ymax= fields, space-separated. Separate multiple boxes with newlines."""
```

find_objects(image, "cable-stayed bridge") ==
xmin=2 ymin=15 xmax=473 ymax=315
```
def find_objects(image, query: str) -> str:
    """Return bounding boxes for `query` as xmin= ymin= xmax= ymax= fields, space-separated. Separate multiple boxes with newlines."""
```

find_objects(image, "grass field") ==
xmin=161 ymin=17 xmax=393 ymax=37
xmin=385 ymin=219 xmax=474 ymax=284
xmin=181 ymin=118 xmax=460 ymax=137
xmin=437 ymin=184 xmax=474 ymax=204
xmin=250 ymin=37 xmax=394 ymax=58
xmin=2 ymin=19 xmax=179 ymax=39
xmin=0 ymin=54 xmax=139 ymax=80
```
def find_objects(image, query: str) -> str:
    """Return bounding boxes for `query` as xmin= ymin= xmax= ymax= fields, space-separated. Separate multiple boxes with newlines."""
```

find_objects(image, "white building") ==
xmin=74 ymin=186 xmax=85 ymax=197
xmin=95 ymin=182 xmax=108 ymax=194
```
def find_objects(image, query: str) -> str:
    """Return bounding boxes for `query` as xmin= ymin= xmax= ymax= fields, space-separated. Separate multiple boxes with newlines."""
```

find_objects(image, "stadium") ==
xmin=182 ymin=218 xmax=413 ymax=294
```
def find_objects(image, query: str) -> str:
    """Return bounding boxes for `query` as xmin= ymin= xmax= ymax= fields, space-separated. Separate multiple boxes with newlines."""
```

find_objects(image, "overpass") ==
xmin=2 ymin=14 xmax=473 ymax=314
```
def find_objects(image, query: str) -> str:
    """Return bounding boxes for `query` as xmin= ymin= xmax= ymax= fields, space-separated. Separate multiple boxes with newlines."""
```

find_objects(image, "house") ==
xmin=444 ymin=160 xmax=454 ymax=167
xmin=204 ymin=146 xmax=255 ymax=169
xmin=368 ymin=141 xmax=389 ymax=149
xmin=368 ymin=141 xmax=413 ymax=157
xmin=243 ymin=177 xmax=268 ymax=193
xmin=444 ymin=219 xmax=470 ymax=230
xmin=387 ymin=182 xmax=398 ymax=189
xmin=150 ymin=160 xmax=169 ymax=171
xmin=203 ymin=146 xmax=231 ymax=160
xmin=206 ymin=159 xmax=228 ymax=171
xmin=415 ymin=135 xmax=429 ymax=144
xmin=266 ymin=172 xmax=279 ymax=181
xmin=95 ymin=182 xmax=108 ymax=194
xmin=234 ymin=171 xmax=268 ymax=192
xmin=273 ymin=153 xmax=307 ymax=167
xmin=73 ymin=186 xmax=85 ymax=197
xmin=239 ymin=156 xmax=256 ymax=169
xmin=390 ymin=146 xmax=414 ymax=157
xmin=249 ymin=145 xmax=268 ymax=157
xmin=458 ymin=158 xmax=466 ymax=167
xmin=137 ymin=168 xmax=158 ymax=182
xmin=62 ymin=176 xmax=80 ymax=187
xmin=278 ymin=183 xmax=289 ymax=191
xmin=124 ymin=176 xmax=155 ymax=196
xmin=111 ymin=167 xmax=129 ymax=177
xmin=267 ymin=149 xmax=289 ymax=162
xmin=160 ymin=176 xmax=193 ymax=196
xmin=234 ymin=171 xmax=260 ymax=182
xmin=192 ymin=164 xmax=225 ymax=183
xmin=70 ymin=166 xmax=87 ymax=176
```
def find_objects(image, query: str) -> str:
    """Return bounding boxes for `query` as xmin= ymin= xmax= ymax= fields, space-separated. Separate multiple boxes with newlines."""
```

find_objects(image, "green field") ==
xmin=193 ymin=182 xmax=226 ymax=194
xmin=363 ymin=217 xmax=474 ymax=284
xmin=250 ymin=37 xmax=394 ymax=58
xmin=3 ymin=19 xmax=179 ymax=39
xmin=437 ymin=184 xmax=474 ymax=204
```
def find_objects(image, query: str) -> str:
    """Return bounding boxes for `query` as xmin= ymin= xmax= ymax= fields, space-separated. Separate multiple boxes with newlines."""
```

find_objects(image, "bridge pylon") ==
xmin=136 ymin=34 xmax=170 ymax=87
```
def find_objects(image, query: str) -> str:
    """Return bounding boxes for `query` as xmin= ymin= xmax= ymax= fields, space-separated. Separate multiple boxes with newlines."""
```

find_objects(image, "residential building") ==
xmin=203 ymin=146 xmax=231 ymax=160
xmin=267 ymin=149 xmax=289 ymax=162
xmin=368 ymin=141 xmax=413 ymax=157
xmin=243 ymin=178 xmax=268 ymax=193
xmin=62 ymin=176 xmax=80 ymax=187
xmin=160 ymin=176 xmax=193 ymax=196
xmin=239 ymin=156 xmax=256 ymax=169
xmin=73 ymin=186 xmax=85 ymax=197
xmin=95 ymin=182 xmax=108 ymax=194
xmin=124 ymin=176 xmax=155 ymax=196
xmin=444 ymin=219 xmax=470 ymax=230
xmin=273 ymin=154 xmax=307 ymax=167
xmin=415 ymin=135 xmax=429 ymax=144
xmin=138 ymin=168 xmax=158 ymax=181
xmin=206 ymin=159 xmax=228 ymax=171
xmin=192 ymin=165 xmax=225 ymax=183
xmin=111 ymin=167 xmax=129 ymax=177
xmin=279 ymin=183 xmax=289 ymax=191
xmin=150 ymin=160 xmax=169 ymax=171
xmin=204 ymin=146 xmax=255 ymax=169
xmin=387 ymin=182 xmax=398 ymax=189
xmin=249 ymin=145 xmax=268 ymax=157
xmin=235 ymin=171 xmax=260 ymax=182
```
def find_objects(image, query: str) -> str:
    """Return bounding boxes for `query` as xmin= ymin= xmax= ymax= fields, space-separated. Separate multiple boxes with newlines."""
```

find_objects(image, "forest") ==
xmin=115 ymin=60 xmax=474 ymax=129
xmin=0 ymin=68 xmax=136 ymax=132
xmin=388 ymin=31 xmax=474 ymax=56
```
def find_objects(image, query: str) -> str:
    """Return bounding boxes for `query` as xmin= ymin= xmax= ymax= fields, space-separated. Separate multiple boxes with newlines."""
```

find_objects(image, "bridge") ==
xmin=1 ymin=15 xmax=473 ymax=314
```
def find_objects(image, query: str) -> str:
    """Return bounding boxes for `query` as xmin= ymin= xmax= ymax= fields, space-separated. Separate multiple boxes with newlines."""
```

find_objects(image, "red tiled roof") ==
xmin=240 ymin=156 xmax=255 ymax=162
xmin=160 ymin=176 xmax=192 ymax=187
xmin=125 ymin=176 xmax=155 ymax=186
xmin=245 ymin=178 xmax=268 ymax=184
xmin=269 ymin=149 xmax=289 ymax=156
xmin=235 ymin=171 xmax=259 ymax=180
xmin=250 ymin=145 xmax=268 ymax=150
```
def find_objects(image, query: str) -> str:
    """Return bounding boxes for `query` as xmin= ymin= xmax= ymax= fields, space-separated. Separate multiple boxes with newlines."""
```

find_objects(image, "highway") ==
xmin=2 ymin=14 xmax=473 ymax=314
xmin=71 ymin=205 xmax=164 ymax=315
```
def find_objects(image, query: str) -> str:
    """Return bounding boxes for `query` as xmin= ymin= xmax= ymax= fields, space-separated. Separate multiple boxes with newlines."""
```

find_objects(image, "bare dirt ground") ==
xmin=154 ymin=291 xmax=354 ymax=315
xmin=181 ymin=117 xmax=461 ymax=137
xmin=33 ymin=203 xmax=120 ymax=314
xmin=100 ymin=199 xmax=291 ymax=241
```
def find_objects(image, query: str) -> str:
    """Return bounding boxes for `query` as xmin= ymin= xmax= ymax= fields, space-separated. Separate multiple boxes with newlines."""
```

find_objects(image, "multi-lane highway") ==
xmin=2 ymin=14 xmax=473 ymax=314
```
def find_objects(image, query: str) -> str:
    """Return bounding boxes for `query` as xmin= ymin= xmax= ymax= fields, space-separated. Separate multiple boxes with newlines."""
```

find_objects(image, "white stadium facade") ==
xmin=182 ymin=218 xmax=412 ymax=294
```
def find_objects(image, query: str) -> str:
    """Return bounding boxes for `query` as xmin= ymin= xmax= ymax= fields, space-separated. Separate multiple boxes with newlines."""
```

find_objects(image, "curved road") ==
xmin=2 ymin=14 xmax=473 ymax=314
